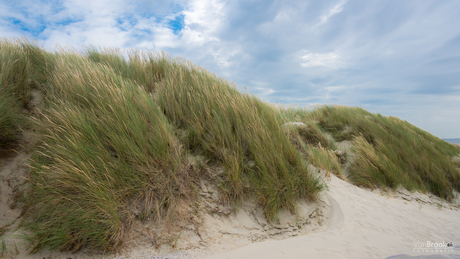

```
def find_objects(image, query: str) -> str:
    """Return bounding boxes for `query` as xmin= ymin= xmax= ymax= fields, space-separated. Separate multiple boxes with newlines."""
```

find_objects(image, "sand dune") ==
xmin=3 ymin=150 xmax=460 ymax=259
xmin=204 ymin=175 xmax=460 ymax=259
xmin=3 ymin=155 xmax=460 ymax=259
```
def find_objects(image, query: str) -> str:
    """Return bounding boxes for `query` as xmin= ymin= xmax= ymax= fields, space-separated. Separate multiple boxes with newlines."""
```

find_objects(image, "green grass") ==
xmin=0 ymin=39 xmax=30 ymax=149
xmin=281 ymin=105 xmax=460 ymax=200
xmin=21 ymin=54 xmax=197 ymax=252
xmin=85 ymin=47 xmax=168 ymax=93
xmin=0 ymin=38 xmax=49 ymax=150
xmin=282 ymin=122 xmax=343 ymax=178
xmin=1 ymin=38 xmax=459 ymax=254
xmin=0 ymin=92 xmax=23 ymax=150
xmin=85 ymin=48 xmax=324 ymax=217
xmin=304 ymin=144 xmax=343 ymax=179
xmin=155 ymin=59 xmax=324 ymax=217
xmin=1 ymin=39 xmax=323 ymax=253
xmin=0 ymin=237 xmax=18 ymax=258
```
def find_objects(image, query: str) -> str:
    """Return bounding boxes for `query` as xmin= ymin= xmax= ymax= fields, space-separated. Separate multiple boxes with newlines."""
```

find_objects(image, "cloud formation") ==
xmin=1 ymin=0 xmax=460 ymax=138
xmin=315 ymin=0 xmax=346 ymax=27
xmin=300 ymin=51 xmax=344 ymax=69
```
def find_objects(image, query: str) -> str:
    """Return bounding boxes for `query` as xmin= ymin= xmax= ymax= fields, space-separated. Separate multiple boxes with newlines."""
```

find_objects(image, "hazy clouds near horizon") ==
xmin=1 ymin=0 xmax=459 ymax=138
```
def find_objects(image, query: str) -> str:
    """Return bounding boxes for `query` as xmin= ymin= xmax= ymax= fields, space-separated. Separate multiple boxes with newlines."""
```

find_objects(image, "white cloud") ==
xmin=315 ymin=0 xmax=346 ymax=28
xmin=210 ymin=48 xmax=240 ymax=67
xmin=2 ymin=0 xmax=460 ymax=137
xmin=0 ymin=19 xmax=24 ymax=38
xmin=273 ymin=9 xmax=296 ymax=23
xmin=254 ymin=87 xmax=276 ymax=96
xmin=300 ymin=51 xmax=345 ymax=69
xmin=25 ymin=0 xmax=133 ymax=48
xmin=181 ymin=0 xmax=226 ymax=46
xmin=32 ymin=0 xmax=187 ymax=50
xmin=250 ymin=81 xmax=276 ymax=96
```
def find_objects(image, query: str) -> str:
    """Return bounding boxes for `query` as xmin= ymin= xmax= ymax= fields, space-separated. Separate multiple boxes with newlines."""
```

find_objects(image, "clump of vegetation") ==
xmin=0 ymin=38 xmax=49 ymax=151
xmin=21 ymin=55 xmax=197 ymax=252
xmin=287 ymin=105 xmax=460 ymax=200
xmin=281 ymin=108 xmax=344 ymax=179
xmin=305 ymin=144 xmax=343 ymax=179
xmin=0 ymin=39 xmax=29 ymax=149
xmin=85 ymin=47 xmax=168 ymax=92
xmin=156 ymin=57 xmax=324 ymax=218
xmin=0 ymin=233 xmax=19 ymax=258
xmin=0 ymin=92 xmax=23 ymax=149
xmin=289 ymin=121 xmax=332 ymax=148
xmin=86 ymin=48 xmax=324 ymax=218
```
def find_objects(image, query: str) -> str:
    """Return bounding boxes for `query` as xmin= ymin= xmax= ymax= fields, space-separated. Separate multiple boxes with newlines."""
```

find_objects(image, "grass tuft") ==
xmin=306 ymin=144 xmax=344 ymax=179
xmin=0 ymin=92 xmax=23 ymax=149
xmin=20 ymin=55 xmax=196 ymax=252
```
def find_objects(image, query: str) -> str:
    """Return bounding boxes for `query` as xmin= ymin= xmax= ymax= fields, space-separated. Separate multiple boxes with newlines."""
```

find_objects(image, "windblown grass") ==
xmin=282 ymin=122 xmax=342 ymax=178
xmin=155 ymin=58 xmax=323 ymax=218
xmin=86 ymin=48 xmax=324 ymax=218
xmin=0 ymin=236 xmax=19 ymax=258
xmin=0 ymin=39 xmax=49 ymax=151
xmin=286 ymin=105 xmax=460 ymax=200
xmin=21 ymin=55 xmax=197 ymax=252
xmin=85 ymin=47 xmax=168 ymax=92
xmin=1 ymin=39 xmax=323 ymax=253
xmin=0 ymin=39 xmax=29 ymax=149
xmin=0 ymin=92 xmax=23 ymax=149
xmin=305 ymin=144 xmax=343 ymax=179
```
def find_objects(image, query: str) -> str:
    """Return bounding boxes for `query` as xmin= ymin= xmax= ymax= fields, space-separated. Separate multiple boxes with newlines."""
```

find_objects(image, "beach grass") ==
xmin=280 ymin=105 xmax=460 ymax=200
xmin=281 ymin=121 xmax=343 ymax=179
xmin=0 ymin=39 xmax=32 ymax=150
xmin=0 ymin=39 xmax=323 ymax=252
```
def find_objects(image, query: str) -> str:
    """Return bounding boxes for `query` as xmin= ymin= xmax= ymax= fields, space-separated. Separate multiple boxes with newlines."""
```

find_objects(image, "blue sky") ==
xmin=1 ymin=0 xmax=459 ymax=138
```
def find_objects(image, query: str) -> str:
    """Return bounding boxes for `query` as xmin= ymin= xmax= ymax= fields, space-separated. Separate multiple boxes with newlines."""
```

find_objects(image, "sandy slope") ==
xmin=0 ymin=153 xmax=26 ymax=227
xmin=205 ymin=175 xmax=460 ymax=259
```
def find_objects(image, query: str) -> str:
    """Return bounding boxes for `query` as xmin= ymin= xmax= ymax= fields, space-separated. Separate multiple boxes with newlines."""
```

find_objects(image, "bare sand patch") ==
xmin=204 ymin=175 xmax=460 ymax=259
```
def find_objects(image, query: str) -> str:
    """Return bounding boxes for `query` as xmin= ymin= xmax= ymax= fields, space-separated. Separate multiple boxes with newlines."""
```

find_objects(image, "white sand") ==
xmin=204 ymin=175 xmax=460 ymax=259
xmin=77 ymin=174 xmax=460 ymax=259
xmin=0 ymin=152 xmax=27 ymax=226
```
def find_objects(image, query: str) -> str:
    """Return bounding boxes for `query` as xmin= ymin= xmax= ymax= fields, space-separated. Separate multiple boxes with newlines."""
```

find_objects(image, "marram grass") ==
xmin=0 ymin=38 xmax=459 ymax=254
xmin=155 ymin=59 xmax=324 ymax=216
xmin=86 ymin=48 xmax=324 ymax=216
xmin=280 ymin=105 xmax=460 ymax=200
xmin=1 ymin=39 xmax=324 ymax=252
xmin=22 ymin=56 xmax=192 ymax=252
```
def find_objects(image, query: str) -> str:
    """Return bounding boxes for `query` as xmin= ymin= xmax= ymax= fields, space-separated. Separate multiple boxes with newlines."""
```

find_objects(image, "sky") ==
xmin=1 ymin=0 xmax=460 ymax=138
